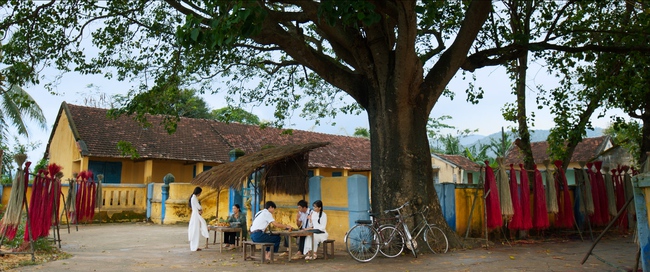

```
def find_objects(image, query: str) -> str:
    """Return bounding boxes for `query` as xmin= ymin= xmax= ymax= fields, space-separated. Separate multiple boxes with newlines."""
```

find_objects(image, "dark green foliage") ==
xmin=605 ymin=119 xmax=642 ymax=166
xmin=353 ymin=127 xmax=369 ymax=138
xmin=211 ymin=106 xmax=260 ymax=125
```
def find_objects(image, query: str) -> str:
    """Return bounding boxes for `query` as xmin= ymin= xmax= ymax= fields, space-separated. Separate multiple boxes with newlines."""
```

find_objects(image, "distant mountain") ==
xmin=463 ymin=127 xmax=604 ymax=156
xmin=459 ymin=134 xmax=486 ymax=146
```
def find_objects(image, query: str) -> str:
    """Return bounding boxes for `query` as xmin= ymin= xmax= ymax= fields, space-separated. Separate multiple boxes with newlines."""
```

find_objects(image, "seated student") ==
xmin=249 ymin=201 xmax=293 ymax=261
xmin=223 ymin=204 xmax=247 ymax=250
xmin=292 ymin=200 xmax=311 ymax=260
xmin=303 ymin=200 xmax=328 ymax=260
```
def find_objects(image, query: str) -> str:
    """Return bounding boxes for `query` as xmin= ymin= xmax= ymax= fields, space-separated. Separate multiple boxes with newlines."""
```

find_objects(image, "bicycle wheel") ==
xmin=424 ymin=225 xmax=448 ymax=254
xmin=345 ymin=224 xmax=380 ymax=262
xmin=378 ymin=225 xmax=404 ymax=258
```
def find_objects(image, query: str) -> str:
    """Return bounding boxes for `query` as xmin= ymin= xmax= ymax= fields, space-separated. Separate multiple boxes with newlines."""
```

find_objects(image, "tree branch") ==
xmin=0 ymin=0 xmax=56 ymax=31
xmin=164 ymin=0 xmax=211 ymax=23
xmin=543 ymin=0 xmax=576 ymax=42
xmin=419 ymin=29 xmax=446 ymax=63
xmin=251 ymin=3 xmax=362 ymax=99
xmin=422 ymin=0 xmax=492 ymax=111
xmin=463 ymin=42 xmax=650 ymax=72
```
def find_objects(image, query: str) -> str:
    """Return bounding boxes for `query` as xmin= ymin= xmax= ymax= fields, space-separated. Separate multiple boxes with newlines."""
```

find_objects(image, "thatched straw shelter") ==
xmin=191 ymin=142 xmax=330 ymax=196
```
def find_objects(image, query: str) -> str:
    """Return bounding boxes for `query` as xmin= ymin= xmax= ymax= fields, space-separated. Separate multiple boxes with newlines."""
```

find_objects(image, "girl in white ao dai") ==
xmin=303 ymin=200 xmax=328 ymax=260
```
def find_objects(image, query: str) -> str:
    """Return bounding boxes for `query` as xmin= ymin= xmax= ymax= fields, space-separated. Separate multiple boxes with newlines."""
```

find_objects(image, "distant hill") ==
xmin=463 ymin=127 xmax=604 ymax=156
xmin=459 ymin=134 xmax=486 ymax=146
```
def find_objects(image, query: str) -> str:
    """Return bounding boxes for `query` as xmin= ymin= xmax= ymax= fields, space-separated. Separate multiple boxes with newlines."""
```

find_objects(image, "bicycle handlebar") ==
xmin=383 ymin=201 xmax=409 ymax=213
xmin=421 ymin=205 xmax=429 ymax=214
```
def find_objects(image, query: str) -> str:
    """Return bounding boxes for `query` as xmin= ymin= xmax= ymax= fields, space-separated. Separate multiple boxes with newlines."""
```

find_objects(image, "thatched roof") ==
xmin=191 ymin=142 xmax=330 ymax=195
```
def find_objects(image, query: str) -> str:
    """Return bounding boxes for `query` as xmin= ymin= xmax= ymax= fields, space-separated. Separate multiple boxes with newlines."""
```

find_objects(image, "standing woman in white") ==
xmin=188 ymin=187 xmax=209 ymax=251
xmin=303 ymin=200 xmax=328 ymax=260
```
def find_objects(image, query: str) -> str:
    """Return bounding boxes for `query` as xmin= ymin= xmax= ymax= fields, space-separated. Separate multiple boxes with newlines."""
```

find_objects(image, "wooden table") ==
xmin=207 ymin=226 xmax=243 ymax=252
xmin=273 ymin=230 xmax=314 ymax=262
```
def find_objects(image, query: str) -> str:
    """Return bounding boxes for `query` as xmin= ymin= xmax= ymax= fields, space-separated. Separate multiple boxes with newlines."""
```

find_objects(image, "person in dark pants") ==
xmin=249 ymin=201 xmax=293 ymax=261
xmin=223 ymin=204 xmax=247 ymax=250
xmin=292 ymin=200 xmax=311 ymax=260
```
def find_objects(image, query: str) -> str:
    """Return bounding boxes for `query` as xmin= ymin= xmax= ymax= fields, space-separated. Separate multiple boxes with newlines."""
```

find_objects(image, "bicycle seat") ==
xmin=355 ymin=220 xmax=373 ymax=224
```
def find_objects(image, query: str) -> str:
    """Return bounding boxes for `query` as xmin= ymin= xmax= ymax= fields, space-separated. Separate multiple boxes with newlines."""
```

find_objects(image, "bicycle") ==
xmin=344 ymin=209 xmax=396 ymax=262
xmin=380 ymin=202 xmax=448 ymax=258
xmin=344 ymin=202 xmax=448 ymax=262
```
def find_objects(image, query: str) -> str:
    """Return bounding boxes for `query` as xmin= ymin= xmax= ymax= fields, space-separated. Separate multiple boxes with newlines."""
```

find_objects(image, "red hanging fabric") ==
xmin=532 ymin=164 xmax=549 ymax=230
xmin=73 ymin=170 xmax=97 ymax=223
xmin=74 ymin=174 xmax=83 ymax=224
xmin=25 ymin=169 xmax=44 ymax=241
xmin=554 ymin=160 xmax=574 ymax=228
xmin=49 ymin=163 xmax=63 ymax=233
xmin=508 ymin=164 xmax=523 ymax=230
xmin=37 ymin=171 xmax=47 ymax=237
xmin=613 ymin=168 xmax=628 ymax=230
xmin=40 ymin=173 xmax=55 ymax=238
xmin=594 ymin=161 xmax=610 ymax=225
xmin=519 ymin=164 xmax=533 ymax=230
xmin=79 ymin=171 xmax=90 ymax=223
xmin=484 ymin=161 xmax=503 ymax=229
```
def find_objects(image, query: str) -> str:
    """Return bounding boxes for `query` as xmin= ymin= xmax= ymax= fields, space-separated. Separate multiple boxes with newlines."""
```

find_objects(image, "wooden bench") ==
xmin=243 ymin=241 xmax=275 ymax=264
xmin=319 ymin=239 xmax=335 ymax=259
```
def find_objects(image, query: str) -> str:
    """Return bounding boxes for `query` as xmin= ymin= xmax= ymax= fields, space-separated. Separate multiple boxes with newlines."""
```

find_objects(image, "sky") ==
xmin=8 ymin=60 xmax=627 ymax=166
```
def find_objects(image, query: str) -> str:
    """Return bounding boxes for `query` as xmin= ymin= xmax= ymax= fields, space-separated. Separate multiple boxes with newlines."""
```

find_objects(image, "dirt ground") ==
xmin=2 ymin=222 xmax=640 ymax=271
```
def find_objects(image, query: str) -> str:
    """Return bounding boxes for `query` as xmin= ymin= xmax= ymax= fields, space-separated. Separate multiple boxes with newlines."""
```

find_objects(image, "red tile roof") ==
xmin=504 ymin=136 xmax=611 ymax=165
xmin=48 ymin=103 xmax=371 ymax=171
xmin=435 ymin=154 xmax=481 ymax=172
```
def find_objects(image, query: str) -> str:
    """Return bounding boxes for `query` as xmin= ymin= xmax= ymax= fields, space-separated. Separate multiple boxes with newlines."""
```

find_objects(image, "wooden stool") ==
xmin=243 ymin=241 xmax=275 ymax=264
xmin=236 ymin=236 xmax=247 ymax=247
xmin=319 ymin=239 xmax=335 ymax=259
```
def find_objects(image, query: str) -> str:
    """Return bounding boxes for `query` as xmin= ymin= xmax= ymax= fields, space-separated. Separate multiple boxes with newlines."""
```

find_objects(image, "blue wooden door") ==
xmin=88 ymin=161 xmax=122 ymax=183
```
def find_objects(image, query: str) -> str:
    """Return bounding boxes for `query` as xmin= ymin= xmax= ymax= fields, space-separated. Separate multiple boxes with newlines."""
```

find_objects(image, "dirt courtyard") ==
xmin=4 ymin=222 xmax=640 ymax=272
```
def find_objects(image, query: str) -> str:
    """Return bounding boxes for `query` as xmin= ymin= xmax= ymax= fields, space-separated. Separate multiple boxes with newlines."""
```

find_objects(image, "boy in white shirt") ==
xmin=293 ymin=200 xmax=311 ymax=259
xmin=250 ymin=201 xmax=293 ymax=261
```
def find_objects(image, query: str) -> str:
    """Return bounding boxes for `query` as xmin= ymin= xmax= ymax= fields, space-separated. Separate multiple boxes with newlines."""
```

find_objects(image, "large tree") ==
xmin=3 ymin=1 xmax=650 ymax=247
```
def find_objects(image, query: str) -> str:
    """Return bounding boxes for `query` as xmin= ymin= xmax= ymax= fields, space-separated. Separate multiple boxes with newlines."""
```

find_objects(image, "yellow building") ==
xmin=43 ymin=102 xmax=371 ymax=228
xmin=431 ymin=153 xmax=481 ymax=184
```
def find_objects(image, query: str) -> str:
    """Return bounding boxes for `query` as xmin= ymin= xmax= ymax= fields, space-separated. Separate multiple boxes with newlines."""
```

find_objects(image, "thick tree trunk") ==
xmin=366 ymin=84 xmax=463 ymax=249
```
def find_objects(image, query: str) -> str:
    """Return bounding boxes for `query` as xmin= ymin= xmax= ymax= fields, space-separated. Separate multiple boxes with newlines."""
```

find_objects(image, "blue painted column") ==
xmin=0 ymin=184 xmax=3 ymax=203
xmin=347 ymin=175 xmax=370 ymax=229
xmin=308 ymin=175 xmax=323 ymax=205
xmin=146 ymin=182 xmax=154 ymax=222
xmin=632 ymin=173 xmax=650 ymax=271
xmin=249 ymin=172 xmax=260 ymax=216
xmin=435 ymin=183 xmax=456 ymax=231
xmin=228 ymin=149 xmax=245 ymax=215
xmin=161 ymin=173 xmax=175 ymax=225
